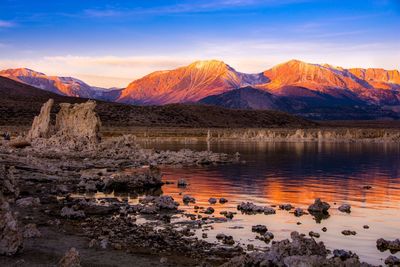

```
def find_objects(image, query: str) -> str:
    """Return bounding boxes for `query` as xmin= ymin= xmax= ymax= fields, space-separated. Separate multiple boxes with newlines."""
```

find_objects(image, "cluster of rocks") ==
xmin=237 ymin=202 xmax=276 ymax=215
xmin=222 ymin=231 xmax=374 ymax=267
xmin=377 ymin=238 xmax=400 ymax=252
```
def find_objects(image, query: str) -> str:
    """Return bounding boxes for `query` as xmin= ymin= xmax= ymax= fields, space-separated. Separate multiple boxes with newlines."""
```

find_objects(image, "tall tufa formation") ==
xmin=27 ymin=99 xmax=102 ymax=150
xmin=55 ymin=101 xmax=101 ymax=144
xmin=27 ymin=99 xmax=54 ymax=140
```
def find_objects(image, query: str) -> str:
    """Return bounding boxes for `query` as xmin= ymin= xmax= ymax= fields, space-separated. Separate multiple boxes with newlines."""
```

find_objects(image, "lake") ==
xmin=139 ymin=140 xmax=400 ymax=266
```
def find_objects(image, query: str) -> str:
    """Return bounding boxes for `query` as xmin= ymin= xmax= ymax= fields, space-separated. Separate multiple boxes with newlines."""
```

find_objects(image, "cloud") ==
xmin=84 ymin=0 xmax=309 ymax=17
xmin=0 ymin=20 xmax=15 ymax=27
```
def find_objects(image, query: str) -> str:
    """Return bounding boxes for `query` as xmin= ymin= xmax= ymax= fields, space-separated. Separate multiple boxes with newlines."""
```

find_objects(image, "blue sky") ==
xmin=0 ymin=0 xmax=399 ymax=87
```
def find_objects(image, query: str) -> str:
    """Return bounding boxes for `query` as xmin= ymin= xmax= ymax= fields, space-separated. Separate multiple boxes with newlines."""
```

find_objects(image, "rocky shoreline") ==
xmin=1 ymin=100 xmax=399 ymax=266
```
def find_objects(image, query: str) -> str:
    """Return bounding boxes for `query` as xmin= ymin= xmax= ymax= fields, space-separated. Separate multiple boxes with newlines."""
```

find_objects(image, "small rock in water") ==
xmin=252 ymin=225 xmax=268 ymax=234
xmin=333 ymin=249 xmax=353 ymax=260
xmin=177 ymin=179 xmax=187 ymax=187
xmin=385 ymin=255 xmax=400 ymax=266
xmin=219 ymin=198 xmax=228 ymax=204
xmin=321 ymin=227 xmax=327 ymax=232
xmin=376 ymin=238 xmax=400 ymax=252
xmin=338 ymin=204 xmax=351 ymax=213
xmin=247 ymin=244 xmax=254 ymax=251
xmin=58 ymin=247 xmax=81 ymax=267
xmin=202 ymin=233 xmax=208 ymax=238
xmin=309 ymin=231 xmax=320 ymax=238
xmin=216 ymin=233 xmax=235 ymax=245
xmin=182 ymin=195 xmax=196 ymax=204
xmin=160 ymin=257 xmax=168 ymax=264
xmin=308 ymin=198 xmax=330 ymax=213
xmin=204 ymin=207 xmax=214 ymax=214
xmin=208 ymin=198 xmax=217 ymax=204
xmin=294 ymin=208 xmax=304 ymax=217
xmin=363 ymin=225 xmax=369 ymax=229
xmin=341 ymin=230 xmax=357 ymax=236
xmin=279 ymin=204 xmax=293 ymax=210
xmin=363 ymin=185 xmax=372 ymax=189
xmin=260 ymin=232 xmax=274 ymax=243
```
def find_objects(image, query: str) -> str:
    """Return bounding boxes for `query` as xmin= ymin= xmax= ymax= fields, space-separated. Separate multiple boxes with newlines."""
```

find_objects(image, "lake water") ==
xmin=140 ymin=140 xmax=400 ymax=266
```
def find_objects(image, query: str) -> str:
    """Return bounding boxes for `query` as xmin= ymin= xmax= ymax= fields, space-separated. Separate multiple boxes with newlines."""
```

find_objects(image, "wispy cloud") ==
xmin=0 ymin=20 xmax=15 ymax=28
xmin=84 ymin=0 xmax=309 ymax=18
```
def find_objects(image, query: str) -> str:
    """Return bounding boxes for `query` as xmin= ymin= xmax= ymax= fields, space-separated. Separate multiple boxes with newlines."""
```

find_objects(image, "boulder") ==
xmin=0 ymin=199 xmax=23 ymax=256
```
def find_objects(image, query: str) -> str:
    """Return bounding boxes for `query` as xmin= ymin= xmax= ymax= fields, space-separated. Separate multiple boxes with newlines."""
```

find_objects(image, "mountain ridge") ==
xmin=1 ymin=59 xmax=400 ymax=120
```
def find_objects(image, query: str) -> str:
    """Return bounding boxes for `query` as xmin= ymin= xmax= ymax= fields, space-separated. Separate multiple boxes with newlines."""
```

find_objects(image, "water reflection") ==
xmin=140 ymin=140 xmax=400 ymax=266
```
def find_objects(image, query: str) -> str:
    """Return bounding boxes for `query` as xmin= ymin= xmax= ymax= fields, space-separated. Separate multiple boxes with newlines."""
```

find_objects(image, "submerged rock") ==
xmin=58 ymin=247 xmax=81 ymax=267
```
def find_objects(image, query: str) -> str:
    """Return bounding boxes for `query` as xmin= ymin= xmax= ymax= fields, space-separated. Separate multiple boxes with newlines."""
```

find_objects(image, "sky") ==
xmin=0 ymin=0 xmax=399 ymax=88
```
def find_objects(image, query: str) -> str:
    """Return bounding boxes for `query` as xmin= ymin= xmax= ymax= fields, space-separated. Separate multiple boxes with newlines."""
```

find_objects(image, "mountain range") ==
xmin=1 ymin=59 xmax=400 ymax=120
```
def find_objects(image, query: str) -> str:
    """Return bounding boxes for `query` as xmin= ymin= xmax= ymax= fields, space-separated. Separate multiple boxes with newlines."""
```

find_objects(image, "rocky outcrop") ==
xmin=55 ymin=101 xmax=101 ymax=144
xmin=27 ymin=100 xmax=102 ymax=150
xmin=27 ymin=99 xmax=54 ymax=140
xmin=0 ymin=199 xmax=23 ymax=256
xmin=58 ymin=247 xmax=81 ymax=267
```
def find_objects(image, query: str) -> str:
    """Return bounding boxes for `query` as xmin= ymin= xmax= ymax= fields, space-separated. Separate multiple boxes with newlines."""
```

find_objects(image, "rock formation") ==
xmin=55 ymin=101 xmax=101 ymax=144
xmin=0 ymin=165 xmax=19 ymax=200
xmin=27 ymin=99 xmax=53 ymax=140
xmin=27 ymin=100 xmax=102 ymax=150
xmin=0 ymin=198 xmax=23 ymax=256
